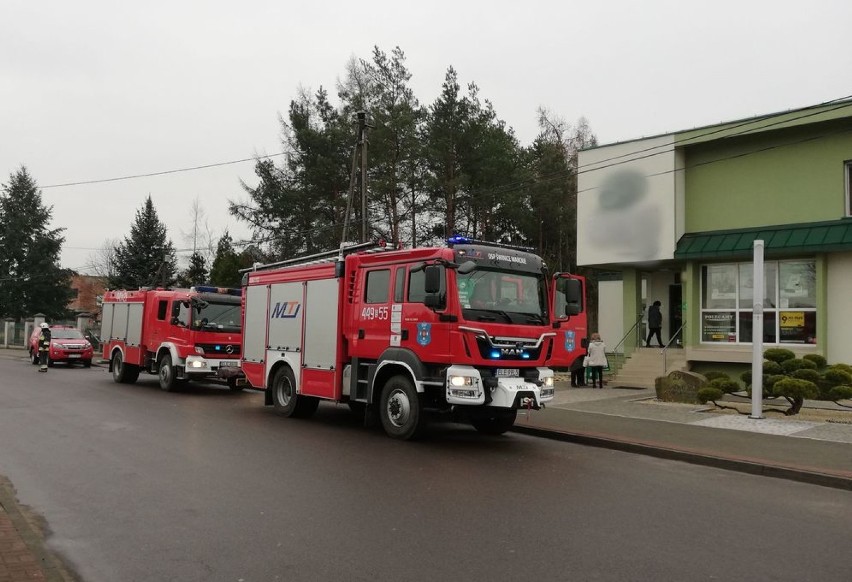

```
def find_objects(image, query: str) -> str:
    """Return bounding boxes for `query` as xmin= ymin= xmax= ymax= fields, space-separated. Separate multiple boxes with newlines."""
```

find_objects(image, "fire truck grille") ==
xmin=474 ymin=336 xmax=542 ymax=361
xmin=195 ymin=343 xmax=241 ymax=357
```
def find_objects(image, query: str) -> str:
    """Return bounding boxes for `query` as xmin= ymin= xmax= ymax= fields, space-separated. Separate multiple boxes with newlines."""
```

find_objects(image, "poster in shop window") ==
xmin=702 ymin=312 xmax=736 ymax=342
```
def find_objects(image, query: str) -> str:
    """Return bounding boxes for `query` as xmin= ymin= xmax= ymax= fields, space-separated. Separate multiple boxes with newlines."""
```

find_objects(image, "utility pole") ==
xmin=342 ymin=111 xmax=372 ymax=246
xmin=358 ymin=111 xmax=369 ymax=244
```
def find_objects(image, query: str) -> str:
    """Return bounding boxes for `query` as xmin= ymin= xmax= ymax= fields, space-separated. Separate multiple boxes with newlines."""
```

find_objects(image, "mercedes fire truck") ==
xmin=101 ymin=286 xmax=244 ymax=391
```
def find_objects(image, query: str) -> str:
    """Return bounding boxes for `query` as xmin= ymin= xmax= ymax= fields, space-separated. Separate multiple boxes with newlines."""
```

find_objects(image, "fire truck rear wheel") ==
xmin=111 ymin=351 xmax=139 ymax=384
xmin=271 ymin=366 xmax=319 ymax=418
xmin=158 ymin=353 xmax=179 ymax=392
xmin=469 ymin=409 xmax=517 ymax=435
xmin=379 ymin=375 xmax=425 ymax=440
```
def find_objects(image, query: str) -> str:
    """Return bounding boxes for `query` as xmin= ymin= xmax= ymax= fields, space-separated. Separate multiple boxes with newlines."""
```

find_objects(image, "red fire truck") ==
xmin=240 ymin=238 xmax=585 ymax=439
xmin=100 ymin=286 xmax=244 ymax=391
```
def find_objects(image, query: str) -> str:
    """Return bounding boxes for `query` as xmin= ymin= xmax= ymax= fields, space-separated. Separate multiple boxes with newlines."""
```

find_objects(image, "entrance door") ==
xmin=668 ymin=284 xmax=683 ymax=346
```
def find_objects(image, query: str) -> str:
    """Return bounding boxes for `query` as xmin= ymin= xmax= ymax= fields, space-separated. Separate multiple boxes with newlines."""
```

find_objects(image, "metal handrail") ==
xmin=662 ymin=321 xmax=687 ymax=374
xmin=611 ymin=310 xmax=646 ymax=355
xmin=604 ymin=311 xmax=646 ymax=378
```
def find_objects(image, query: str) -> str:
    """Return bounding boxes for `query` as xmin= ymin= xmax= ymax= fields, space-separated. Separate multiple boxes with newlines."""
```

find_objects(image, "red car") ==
xmin=29 ymin=325 xmax=94 ymax=367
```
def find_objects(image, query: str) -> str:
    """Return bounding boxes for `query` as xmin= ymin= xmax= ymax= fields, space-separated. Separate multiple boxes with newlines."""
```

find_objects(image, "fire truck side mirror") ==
xmin=424 ymin=265 xmax=441 ymax=294
xmin=555 ymin=277 xmax=582 ymax=318
xmin=423 ymin=265 xmax=444 ymax=310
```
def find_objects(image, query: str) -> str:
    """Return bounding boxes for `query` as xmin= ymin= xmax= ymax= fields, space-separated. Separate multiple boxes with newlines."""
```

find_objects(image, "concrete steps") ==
xmin=608 ymin=347 xmax=687 ymax=389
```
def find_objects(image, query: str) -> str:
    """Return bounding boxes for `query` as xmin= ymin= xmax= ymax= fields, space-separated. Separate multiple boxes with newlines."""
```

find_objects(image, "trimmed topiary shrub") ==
xmin=781 ymin=358 xmax=811 ymax=374
xmin=708 ymin=377 xmax=740 ymax=394
xmin=830 ymin=363 xmax=852 ymax=374
xmin=802 ymin=354 xmax=827 ymax=369
xmin=763 ymin=360 xmax=783 ymax=375
xmin=741 ymin=371 xmax=752 ymax=386
xmin=764 ymin=348 xmax=795 ymax=364
xmin=772 ymin=377 xmax=819 ymax=415
xmin=703 ymin=371 xmax=730 ymax=381
xmin=829 ymin=385 xmax=852 ymax=407
xmin=823 ymin=368 xmax=852 ymax=387
xmin=792 ymin=368 xmax=820 ymax=383
xmin=697 ymin=387 xmax=724 ymax=405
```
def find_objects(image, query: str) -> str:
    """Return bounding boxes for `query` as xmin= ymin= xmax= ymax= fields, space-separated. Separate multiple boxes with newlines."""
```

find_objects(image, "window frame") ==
xmin=699 ymin=258 xmax=817 ymax=346
xmin=845 ymin=160 xmax=852 ymax=217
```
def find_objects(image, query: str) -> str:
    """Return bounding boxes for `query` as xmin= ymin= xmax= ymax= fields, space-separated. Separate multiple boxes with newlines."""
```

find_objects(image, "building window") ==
xmin=846 ymin=160 xmax=852 ymax=216
xmin=700 ymin=259 xmax=816 ymax=345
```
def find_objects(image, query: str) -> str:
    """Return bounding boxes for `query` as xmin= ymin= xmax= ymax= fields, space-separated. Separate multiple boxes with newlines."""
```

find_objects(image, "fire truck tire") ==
xmin=379 ymin=375 xmax=425 ymax=440
xmin=158 ymin=354 xmax=179 ymax=392
xmin=83 ymin=359 xmax=92 ymax=368
xmin=469 ymin=409 xmax=517 ymax=435
xmin=111 ymin=352 xmax=139 ymax=384
xmin=270 ymin=367 xmax=319 ymax=418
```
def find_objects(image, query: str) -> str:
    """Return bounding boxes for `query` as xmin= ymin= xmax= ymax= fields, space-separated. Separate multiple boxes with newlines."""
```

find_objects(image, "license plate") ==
xmin=219 ymin=360 xmax=238 ymax=367
xmin=495 ymin=368 xmax=519 ymax=377
xmin=68 ymin=354 xmax=81 ymax=358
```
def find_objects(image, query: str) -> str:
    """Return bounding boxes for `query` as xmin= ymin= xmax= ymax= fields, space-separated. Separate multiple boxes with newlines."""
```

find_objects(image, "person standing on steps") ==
xmin=587 ymin=333 xmax=608 ymax=388
xmin=646 ymin=300 xmax=664 ymax=348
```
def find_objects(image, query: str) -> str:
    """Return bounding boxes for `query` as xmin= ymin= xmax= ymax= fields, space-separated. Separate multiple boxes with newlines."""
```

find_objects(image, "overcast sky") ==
xmin=2 ymin=0 xmax=850 ymax=273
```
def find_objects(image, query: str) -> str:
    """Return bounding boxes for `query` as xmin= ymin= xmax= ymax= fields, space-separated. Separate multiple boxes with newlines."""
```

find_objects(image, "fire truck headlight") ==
xmin=449 ymin=375 xmax=473 ymax=387
xmin=544 ymin=376 xmax=554 ymax=388
xmin=448 ymin=375 xmax=480 ymax=399
xmin=194 ymin=346 xmax=205 ymax=355
xmin=186 ymin=355 xmax=208 ymax=369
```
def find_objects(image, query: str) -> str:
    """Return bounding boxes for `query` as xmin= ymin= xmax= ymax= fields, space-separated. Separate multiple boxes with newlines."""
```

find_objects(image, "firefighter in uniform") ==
xmin=37 ymin=322 xmax=51 ymax=372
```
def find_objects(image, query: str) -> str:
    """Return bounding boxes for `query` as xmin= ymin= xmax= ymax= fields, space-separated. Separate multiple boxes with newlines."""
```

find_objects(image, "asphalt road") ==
xmin=0 ymin=355 xmax=850 ymax=582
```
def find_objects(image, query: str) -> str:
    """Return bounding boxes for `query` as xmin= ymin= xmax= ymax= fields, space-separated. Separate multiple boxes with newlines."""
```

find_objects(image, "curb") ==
xmin=511 ymin=424 xmax=852 ymax=492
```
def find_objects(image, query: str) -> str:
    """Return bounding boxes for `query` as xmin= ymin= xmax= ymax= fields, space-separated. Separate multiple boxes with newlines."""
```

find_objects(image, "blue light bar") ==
xmin=192 ymin=286 xmax=242 ymax=296
xmin=447 ymin=235 xmax=472 ymax=245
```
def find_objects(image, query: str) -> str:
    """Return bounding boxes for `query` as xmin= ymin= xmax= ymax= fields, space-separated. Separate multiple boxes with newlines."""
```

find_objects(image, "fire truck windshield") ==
xmin=175 ymin=300 xmax=242 ymax=332
xmin=457 ymin=268 xmax=546 ymax=324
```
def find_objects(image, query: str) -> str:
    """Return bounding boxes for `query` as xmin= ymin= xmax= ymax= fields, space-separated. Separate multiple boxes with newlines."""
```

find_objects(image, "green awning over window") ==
xmin=675 ymin=219 xmax=852 ymax=259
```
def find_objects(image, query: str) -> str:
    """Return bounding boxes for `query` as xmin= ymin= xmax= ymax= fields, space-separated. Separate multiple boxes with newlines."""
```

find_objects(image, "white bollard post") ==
xmin=750 ymin=240 xmax=765 ymax=419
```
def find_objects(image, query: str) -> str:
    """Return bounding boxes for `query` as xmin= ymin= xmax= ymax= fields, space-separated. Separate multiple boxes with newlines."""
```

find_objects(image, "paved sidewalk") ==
xmin=0 ymin=478 xmax=75 ymax=582
xmin=515 ymin=384 xmax=852 ymax=490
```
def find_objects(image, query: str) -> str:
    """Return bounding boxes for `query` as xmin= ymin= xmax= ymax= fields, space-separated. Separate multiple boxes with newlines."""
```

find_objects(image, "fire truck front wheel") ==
xmin=158 ymin=354 xmax=181 ymax=392
xmin=111 ymin=351 xmax=139 ymax=384
xmin=271 ymin=366 xmax=319 ymax=418
xmin=379 ymin=375 xmax=425 ymax=440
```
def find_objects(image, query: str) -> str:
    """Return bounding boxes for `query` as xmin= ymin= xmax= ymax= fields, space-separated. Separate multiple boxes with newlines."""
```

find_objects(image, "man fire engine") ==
xmin=240 ymin=238 xmax=584 ymax=439
xmin=101 ymin=286 xmax=244 ymax=391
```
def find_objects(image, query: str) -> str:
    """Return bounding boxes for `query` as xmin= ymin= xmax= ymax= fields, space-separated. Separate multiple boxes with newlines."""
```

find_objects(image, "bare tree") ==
xmin=84 ymin=238 xmax=121 ymax=279
xmin=180 ymin=197 xmax=218 ymax=266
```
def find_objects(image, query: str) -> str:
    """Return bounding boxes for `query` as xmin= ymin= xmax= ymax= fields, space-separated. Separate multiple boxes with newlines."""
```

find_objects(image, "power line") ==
xmin=40 ymin=152 xmax=286 ymax=189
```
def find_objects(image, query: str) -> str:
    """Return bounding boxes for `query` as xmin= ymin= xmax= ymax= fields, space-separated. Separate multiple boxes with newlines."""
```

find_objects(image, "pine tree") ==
xmin=109 ymin=196 xmax=177 ymax=289
xmin=176 ymin=252 xmax=207 ymax=288
xmin=0 ymin=167 xmax=74 ymax=320
xmin=209 ymin=232 xmax=243 ymax=288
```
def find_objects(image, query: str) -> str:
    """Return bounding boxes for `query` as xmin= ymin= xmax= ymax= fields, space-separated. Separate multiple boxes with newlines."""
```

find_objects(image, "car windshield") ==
xmin=457 ymin=269 xmax=546 ymax=324
xmin=51 ymin=328 xmax=84 ymax=339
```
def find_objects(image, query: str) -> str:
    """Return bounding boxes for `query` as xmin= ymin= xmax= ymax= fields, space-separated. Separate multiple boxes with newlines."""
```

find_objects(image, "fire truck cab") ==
xmin=101 ymin=286 xmax=244 ymax=391
xmin=241 ymin=239 xmax=583 ymax=439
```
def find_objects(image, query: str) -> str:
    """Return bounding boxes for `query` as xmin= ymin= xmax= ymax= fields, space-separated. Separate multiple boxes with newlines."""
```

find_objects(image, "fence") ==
xmin=0 ymin=321 xmax=27 ymax=348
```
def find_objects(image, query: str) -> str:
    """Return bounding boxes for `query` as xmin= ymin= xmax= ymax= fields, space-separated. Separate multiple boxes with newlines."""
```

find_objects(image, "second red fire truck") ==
xmin=240 ymin=238 xmax=586 ymax=439
xmin=101 ymin=286 xmax=244 ymax=390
